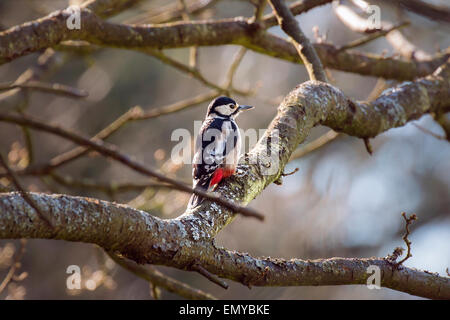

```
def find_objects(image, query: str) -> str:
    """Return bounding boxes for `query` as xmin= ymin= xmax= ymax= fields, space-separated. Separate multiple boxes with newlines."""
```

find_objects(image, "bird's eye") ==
xmin=230 ymin=104 xmax=236 ymax=109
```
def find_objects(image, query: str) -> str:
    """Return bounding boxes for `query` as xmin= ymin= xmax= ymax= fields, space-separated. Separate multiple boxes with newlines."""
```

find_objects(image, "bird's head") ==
xmin=206 ymin=96 xmax=253 ymax=119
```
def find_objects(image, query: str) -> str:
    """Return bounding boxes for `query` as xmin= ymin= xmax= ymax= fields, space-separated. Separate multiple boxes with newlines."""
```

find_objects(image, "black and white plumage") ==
xmin=189 ymin=96 xmax=253 ymax=207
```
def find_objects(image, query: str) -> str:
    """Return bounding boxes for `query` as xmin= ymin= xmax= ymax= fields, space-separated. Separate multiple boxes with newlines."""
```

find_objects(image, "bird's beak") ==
xmin=238 ymin=104 xmax=253 ymax=111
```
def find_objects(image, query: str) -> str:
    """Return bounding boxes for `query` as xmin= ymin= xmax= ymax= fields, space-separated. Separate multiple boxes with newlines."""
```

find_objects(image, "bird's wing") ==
xmin=192 ymin=118 xmax=238 ymax=186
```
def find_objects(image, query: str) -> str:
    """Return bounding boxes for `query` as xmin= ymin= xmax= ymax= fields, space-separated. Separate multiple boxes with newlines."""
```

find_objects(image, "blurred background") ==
xmin=0 ymin=0 xmax=449 ymax=299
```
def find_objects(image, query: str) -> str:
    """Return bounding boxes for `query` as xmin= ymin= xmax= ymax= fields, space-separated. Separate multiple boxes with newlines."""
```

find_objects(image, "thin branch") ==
xmin=0 ymin=48 xmax=63 ymax=112
xmin=249 ymin=32 xmax=449 ymax=80
xmin=251 ymin=0 xmax=267 ymax=23
xmin=134 ymin=91 xmax=218 ymax=120
xmin=0 ymin=5 xmax=447 ymax=79
xmin=366 ymin=78 xmax=391 ymax=102
xmin=396 ymin=212 xmax=417 ymax=266
xmin=0 ymin=193 xmax=448 ymax=299
xmin=389 ymin=0 xmax=450 ymax=23
xmin=11 ymin=92 xmax=216 ymax=177
xmin=49 ymin=172 xmax=174 ymax=194
xmin=261 ymin=0 xmax=333 ymax=29
xmin=108 ymin=252 xmax=217 ymax=300
xmin=412 ymin=123 xmax=447 ymax=141
xmin=0 ymin=153 xmax=54 ymax=228
xmin=290 ymin=130 xmax=339 ymax=160
xmin=147 ymin=50 xmax=252 ymax=96
xmin=81 ymin=0 xmax=146 ymax=18
xmin=0 ymin=239 xmax=27 ymax=295
xmin=334 ymin=2 xmax=431 ymax=60
xmin=0 ymin=81 xmax=88 ymax=98
xmin=0 ymin=112 xmax=265 ymax=221
xmin=19 ymin=125 xmax=34 ymax=166
xmin=268 ymin=0 xmax=327 ymax=82
xmin=435 ymin=113 xmax=450 ymax=142
xmin=0 ymin=58 xmax=447 ymax=301
xmin=337 ymin=22 xmax=410 ymax=52
xmin=192 ymin=263 xmax=229 ymax=289
xmin=223 ymin=47 xmax=248 ymax=90
xmin=124 ymin=0 xmax=220 ymax=24
xmin=363 ymin=137 xmax=373 ymax=155
xmin=178 ymin=0 xmax=199 ymax=69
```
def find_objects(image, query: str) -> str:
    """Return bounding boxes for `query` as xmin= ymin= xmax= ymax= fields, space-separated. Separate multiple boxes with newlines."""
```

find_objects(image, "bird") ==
xmin=189 ymin=96 xmax=253 ymax=208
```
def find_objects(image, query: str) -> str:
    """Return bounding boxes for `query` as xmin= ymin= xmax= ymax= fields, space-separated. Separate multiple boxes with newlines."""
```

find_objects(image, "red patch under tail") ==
xmin=208 ymin=168 xmax=224 ymax=191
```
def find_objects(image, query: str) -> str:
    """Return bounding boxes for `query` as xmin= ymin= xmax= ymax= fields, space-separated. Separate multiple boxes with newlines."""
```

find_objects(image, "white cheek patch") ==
xmin=215 ymin=104 xmax=235 ymax=116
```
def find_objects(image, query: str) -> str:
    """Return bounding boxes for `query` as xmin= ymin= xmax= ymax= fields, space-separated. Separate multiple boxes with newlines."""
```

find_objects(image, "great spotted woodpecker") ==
xmin=189 ymin=96 xmax=253 ymax=207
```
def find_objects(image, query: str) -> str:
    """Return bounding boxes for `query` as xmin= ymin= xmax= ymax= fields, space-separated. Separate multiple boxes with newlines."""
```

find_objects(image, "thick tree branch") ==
xmin=1 ymin=58 xmax=449 ymax=299
xmin=0 ymin=192 xmax=448 ymax=299
xmin=0 ymin=5 xmax=448 ymax=80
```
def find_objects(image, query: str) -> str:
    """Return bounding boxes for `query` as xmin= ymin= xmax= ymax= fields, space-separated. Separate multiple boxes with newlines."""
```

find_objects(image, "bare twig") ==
xmin=0 ymin=239 xmax=27 ymax=295
xmin=125 ymin=0 xmax=219 ymax=24
xmin=388 ymin=0 xmax=450 ymax=23
xmin=178 ymin=0 xmax=199 ymax=68
xmin=281 ymin=167 xmax=299 ymax=176
xmin=290 ymin=130 xmax=339 ymax=160
xmin=1 ymin=6 xmax=447 ymax=79
xmin=412 ymin=123 xmax=447 ymax=141
xmin=268 ymin=0 xmax=327 ymax=82
xmin=108 ymin=252 xmax=217 ymax=300
xmin=49 ymin=173 xmax=174 ymax=194
xmin=337 ymin=22 xmax=410 ymax=52
xmin=9 ymin=92 xmax=216 ymax=177
xmin=146 ymin=50 xmax=252 ymax=96
xmin=251 ymin=0 xmax=267 ymax=22
xmin=435 ymin=113 xmax=450 ymax=142
xmin=149 ymin=283 xmax=161 ymax=299
xmin=134 ymin=91 xmax=218 ymax=120
xmin=1 ymin=193 xmax=449 ymax=299
xmin=0 ymin=6 xmax=450 ymax=80
xmin=223 ymin=47 xmax=248 ymax=90
xmin=0 ymin=153 xmax=53 ymax=228
xmin=363 ymin=137 xmax=373 ymax=155
xmin=334 ymin=2 xmax=431 ymax=60
xmin=192 ymin=263 xmax=229 ymax=289
xmin=19 ymin=125 xmax=34 ymax=166
xmin=0 ymin=81 xmax=88 ymax=98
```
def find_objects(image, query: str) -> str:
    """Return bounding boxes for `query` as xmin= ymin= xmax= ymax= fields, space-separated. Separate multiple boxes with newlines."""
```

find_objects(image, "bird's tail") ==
xmin=188 ymin=193 xmax=204 ymax=208
xmin=188 ymin=177 xmax=216 ymax=209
